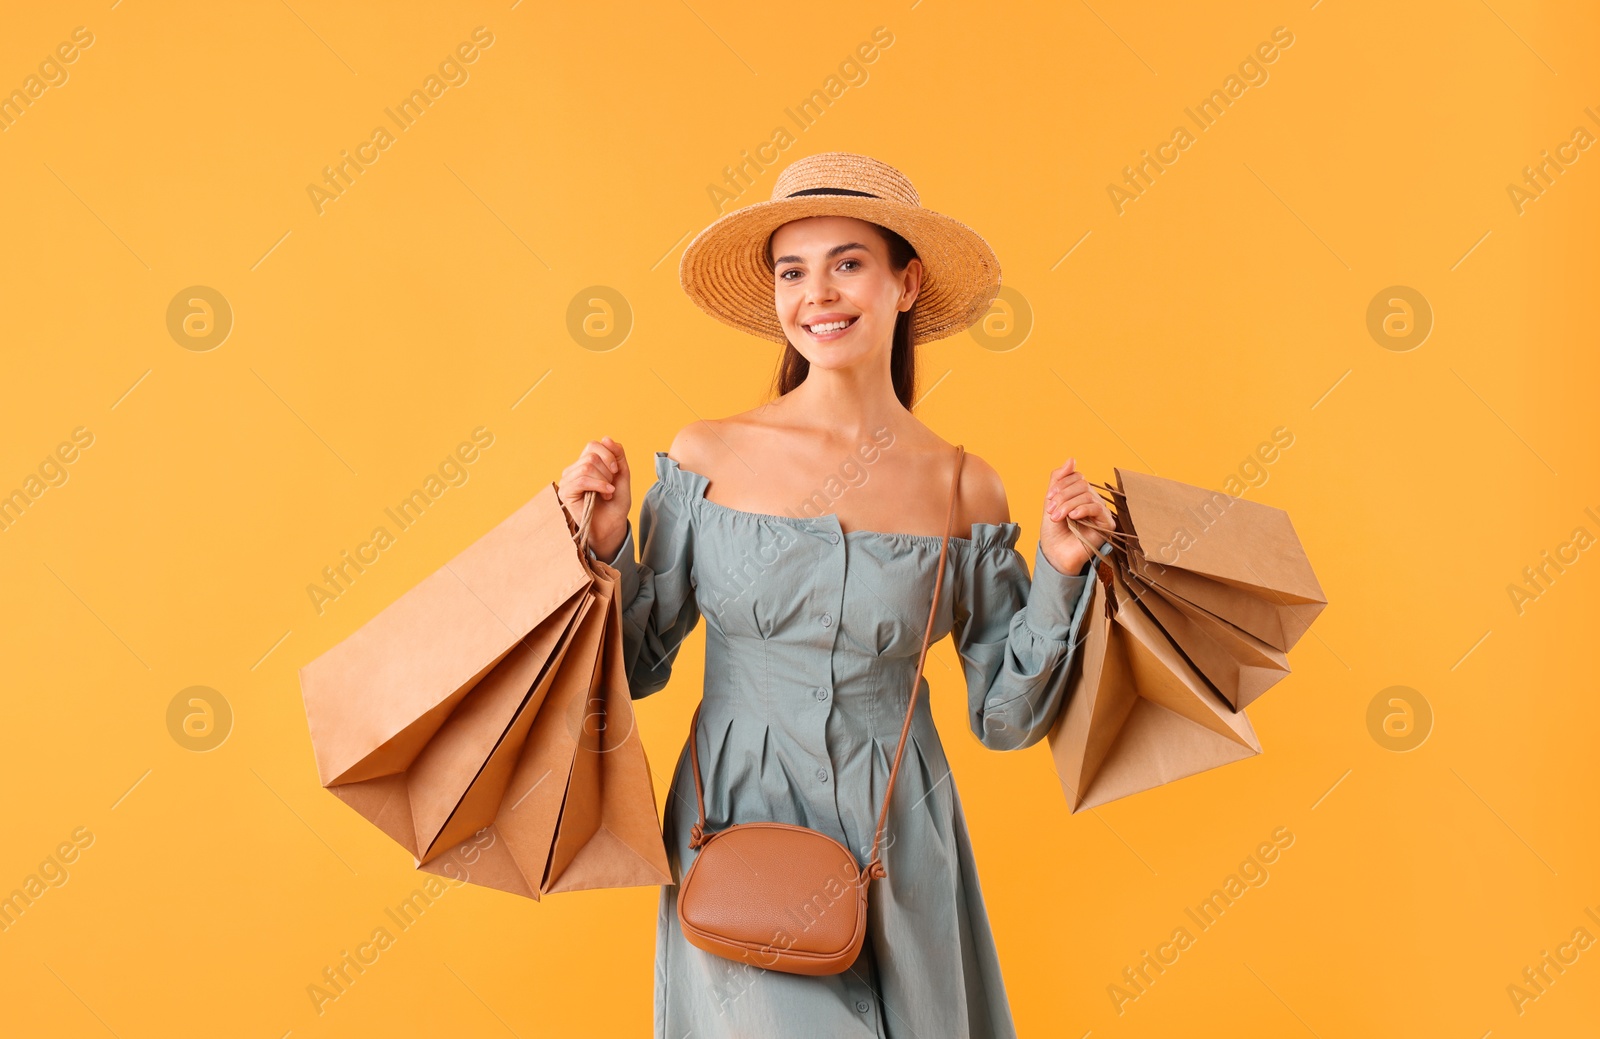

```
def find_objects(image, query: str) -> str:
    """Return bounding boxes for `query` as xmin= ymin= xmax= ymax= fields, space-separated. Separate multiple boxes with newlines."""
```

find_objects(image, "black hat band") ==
xmin=784 ymin=187 xmax=881 ymax=199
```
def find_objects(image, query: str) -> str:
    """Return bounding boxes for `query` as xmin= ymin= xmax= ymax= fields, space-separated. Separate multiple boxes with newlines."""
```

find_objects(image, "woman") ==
xmin=559 ymin=152 xmax=1115 ymax=1038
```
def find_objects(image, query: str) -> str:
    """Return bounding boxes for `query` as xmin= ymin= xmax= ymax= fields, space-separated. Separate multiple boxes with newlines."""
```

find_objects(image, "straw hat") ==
xmin=679 ymin=152 xmax=1001 ymax=345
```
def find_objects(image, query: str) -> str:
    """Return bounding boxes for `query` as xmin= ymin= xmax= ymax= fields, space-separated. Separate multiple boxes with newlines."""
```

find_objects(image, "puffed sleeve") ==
xmin=951 ymin=533 xmax=1115 ymax=751
xmin=584 ymin=480 xmax=700 ymax=700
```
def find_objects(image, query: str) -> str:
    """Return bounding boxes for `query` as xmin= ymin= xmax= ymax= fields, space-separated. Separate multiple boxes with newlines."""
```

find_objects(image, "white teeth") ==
xmin=807 ymin=318 xmax=853 ymax=333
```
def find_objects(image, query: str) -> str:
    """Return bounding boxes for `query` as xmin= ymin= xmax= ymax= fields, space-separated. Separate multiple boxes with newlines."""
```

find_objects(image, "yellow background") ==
xmin=2 ymin=0 xmax=1597 ymax=1035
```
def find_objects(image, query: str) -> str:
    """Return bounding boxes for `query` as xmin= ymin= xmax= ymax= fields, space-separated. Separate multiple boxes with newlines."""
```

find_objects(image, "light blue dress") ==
xmin=591 ymin=451 xmax=1105 ymax=1038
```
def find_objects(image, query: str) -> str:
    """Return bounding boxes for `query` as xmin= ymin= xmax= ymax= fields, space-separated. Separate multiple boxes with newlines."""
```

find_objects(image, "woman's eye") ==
xmin=839 ymin=259 xmax=860 ymax=271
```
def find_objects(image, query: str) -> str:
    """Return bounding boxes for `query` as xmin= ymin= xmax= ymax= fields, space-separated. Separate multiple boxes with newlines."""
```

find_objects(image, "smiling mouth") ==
xmin=804 ymin=316 xmax=858 ymax=335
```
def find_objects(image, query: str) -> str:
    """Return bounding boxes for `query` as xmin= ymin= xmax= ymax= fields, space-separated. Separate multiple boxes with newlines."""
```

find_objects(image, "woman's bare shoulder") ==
xmin=895 ymin=423 xmax=1012 ymax=529
xmin=666 ymin=403 xmax=790 ymax=477
xmin=665 ymin=420 xmax=725 ymax=477
xmin=668 ymin=413 xmax=1013 ymax=530
xmin=956 ymin=450 xmax=1011 ymax=528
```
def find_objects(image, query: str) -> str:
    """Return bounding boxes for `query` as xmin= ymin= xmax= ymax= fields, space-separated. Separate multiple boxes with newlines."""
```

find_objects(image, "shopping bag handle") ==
xmin=1061 ymin=476 xmax=1138 ymax=585
xmin=570 ymin=488 xmax=600 ymax=572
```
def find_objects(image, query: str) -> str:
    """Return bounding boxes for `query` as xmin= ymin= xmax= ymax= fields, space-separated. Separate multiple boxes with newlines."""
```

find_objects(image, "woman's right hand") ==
xmin=559 ymin=436 xmax=631 ymax=562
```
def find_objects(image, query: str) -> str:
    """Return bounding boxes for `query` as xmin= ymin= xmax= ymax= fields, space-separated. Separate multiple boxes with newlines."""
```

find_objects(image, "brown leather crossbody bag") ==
xmin=674 ymin=445 xmax=966 ymax=976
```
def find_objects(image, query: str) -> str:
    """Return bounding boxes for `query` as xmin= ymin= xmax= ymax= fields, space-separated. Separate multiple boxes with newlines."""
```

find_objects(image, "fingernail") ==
xmin=607 ymin=483 xmax=615 ymax=491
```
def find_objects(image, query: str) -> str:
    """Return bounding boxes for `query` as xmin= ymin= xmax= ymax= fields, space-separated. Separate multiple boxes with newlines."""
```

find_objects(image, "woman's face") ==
xmin=768 ymin=215 xmax=922 ymax=373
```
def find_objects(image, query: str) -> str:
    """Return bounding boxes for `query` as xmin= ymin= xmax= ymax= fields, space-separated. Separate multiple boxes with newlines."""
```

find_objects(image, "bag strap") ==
xmin=685 ymin=444 xmax=967 ymax=890
xmin=863 ymin=443 xmax=963 ymax=880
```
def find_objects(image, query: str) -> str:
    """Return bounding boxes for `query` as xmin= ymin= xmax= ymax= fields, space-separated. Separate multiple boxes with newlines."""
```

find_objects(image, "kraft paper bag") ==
xmin=1048 ymin=566 xmax=1262 ymax=813
xmin=299 ymin=482 xmax=672 ymax=899
xmin=1046 ymin=463 xmax=1325 ymax=810
xmin=1113 ymin=468 xmax=1326 ymax=654
xmin=1120 ymin=564 xmax=1290 ymax=711
xmin=543 ymin=556 xmax=676 ymax=894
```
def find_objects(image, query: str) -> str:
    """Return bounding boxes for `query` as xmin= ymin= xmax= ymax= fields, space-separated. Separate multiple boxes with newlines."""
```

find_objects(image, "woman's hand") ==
xmin=1039 ymin=456 xmax=1115 ymax=576
xmin=558 ymin=436 xmax=632 ymax=562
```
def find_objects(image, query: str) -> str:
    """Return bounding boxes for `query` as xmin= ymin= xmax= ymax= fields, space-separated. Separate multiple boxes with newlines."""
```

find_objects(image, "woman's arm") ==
xmin=953 ymin=535 xmax=1111 ymax=751
xmin=587 ymin=482 xmax=701 ymax=700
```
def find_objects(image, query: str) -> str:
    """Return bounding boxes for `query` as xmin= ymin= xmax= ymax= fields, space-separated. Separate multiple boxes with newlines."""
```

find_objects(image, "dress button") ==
xmin=828 ymin=531 xmax=839 ymax=544
xmin=816 ymin=768 xmax=829 ymax=783
xmin=820 ymin=612 xmax=832 ymax=627
xmin=815 ymin=687 xmax=829 ymax=701
xmin=855 ymin=999 xmax=870 ymax=1013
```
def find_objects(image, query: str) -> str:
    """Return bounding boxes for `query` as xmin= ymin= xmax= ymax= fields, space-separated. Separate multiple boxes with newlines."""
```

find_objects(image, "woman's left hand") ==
xmin=1039 ymin=456 xmax=1116 ymax=576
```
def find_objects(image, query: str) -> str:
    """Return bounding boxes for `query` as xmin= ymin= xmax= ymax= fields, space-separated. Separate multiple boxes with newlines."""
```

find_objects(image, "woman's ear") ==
xmin=899 ymin=257 xmax=924 ymax=311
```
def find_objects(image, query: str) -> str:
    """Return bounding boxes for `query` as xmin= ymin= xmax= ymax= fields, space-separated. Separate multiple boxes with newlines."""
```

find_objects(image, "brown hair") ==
xmin=764 ymin=222 xmax=921 ymax=409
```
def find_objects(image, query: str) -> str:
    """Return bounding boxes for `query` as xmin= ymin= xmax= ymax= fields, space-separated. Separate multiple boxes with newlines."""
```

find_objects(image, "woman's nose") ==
xmin=806 ymin=273 xmax=837 ymax=303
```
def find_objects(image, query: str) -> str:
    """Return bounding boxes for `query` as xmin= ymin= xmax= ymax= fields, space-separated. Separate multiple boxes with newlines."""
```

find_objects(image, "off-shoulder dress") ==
xmin=590 ymin=451 xmax=1107 ymax=1038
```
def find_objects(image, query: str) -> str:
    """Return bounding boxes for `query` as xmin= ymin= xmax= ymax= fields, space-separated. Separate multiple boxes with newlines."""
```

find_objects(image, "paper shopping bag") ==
xmin=1119 ymin=562 xmax=1290 ymax=712
xmin=1112 ymin=468 xmax=1326 ymax=654
xmin=298 ymin=482 xmax=672 ymax=899
xmin=1047 ymin=564 xmax=1261 ymax=813
xmin=417 ymin=555 xmax=675 ymax=896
